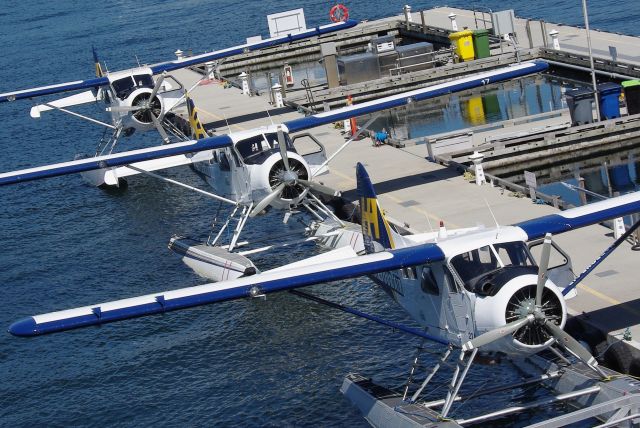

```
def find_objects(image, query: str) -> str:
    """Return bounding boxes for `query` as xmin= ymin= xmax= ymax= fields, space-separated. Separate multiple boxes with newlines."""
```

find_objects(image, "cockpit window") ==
xmin=235 ymin=132 xmax=295 ymax=165
xmin=494 ymin=242 xmax=535 ymax=267
xmin=111 ymin=74 xmax=154 ymax=100
xmin=133 ymin=74 xmax=154 ymax=88
xmin=112 ymin=77 xmax=135 ymax=99
xmin=450 ymin=241 xmax=534 ymax=285
xmin=450 ymin=246 xmax=499 ymax=283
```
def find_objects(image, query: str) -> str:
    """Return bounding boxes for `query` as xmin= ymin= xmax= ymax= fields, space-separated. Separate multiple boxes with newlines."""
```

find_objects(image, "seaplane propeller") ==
xmin=250 ymin=126 xmax=339 ymax=217
xmin=463 ymin=234 xmax=601 ymax=372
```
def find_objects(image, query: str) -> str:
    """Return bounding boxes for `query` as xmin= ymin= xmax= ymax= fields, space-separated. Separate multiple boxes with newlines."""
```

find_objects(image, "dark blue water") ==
xmin=0 ymin=1 xmax=638 ymax=426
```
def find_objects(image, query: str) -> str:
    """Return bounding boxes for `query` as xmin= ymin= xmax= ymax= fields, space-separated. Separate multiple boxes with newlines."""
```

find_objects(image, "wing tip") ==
xmin=8 ymin=317 xmax=38 ymax=337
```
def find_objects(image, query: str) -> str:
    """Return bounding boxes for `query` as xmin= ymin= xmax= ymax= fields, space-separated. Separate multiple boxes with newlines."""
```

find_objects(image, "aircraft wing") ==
xmin=0 ymin=20 xmax=357 ymax=104
xmin=0 ymin=135 xmax=233 ymax=186
xmin=0 ymin=61 xmax=548 ymax=186
xmin=283 ymin=60 xmax=549 ymax=133
xmin=9 ymin=243 xmax=445 ymax=337
xmin=515 ymin=191 xmax=640 ymax=240
xmin=150 ymin=20 xmax=358 ymax=74
xmin=0 ymin=77 xmax=109 ymax=103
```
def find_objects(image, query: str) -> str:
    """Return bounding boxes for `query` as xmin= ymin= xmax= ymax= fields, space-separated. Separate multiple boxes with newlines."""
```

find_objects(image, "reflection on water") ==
xmin=506 ymin=149 xmax=640 ymax=208
xmin=355 ymin=74 xmax=582 ymax=140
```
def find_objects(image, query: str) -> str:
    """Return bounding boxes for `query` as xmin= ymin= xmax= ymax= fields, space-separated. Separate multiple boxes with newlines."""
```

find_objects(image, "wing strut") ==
xmin=562 ymin=217 xmax=640 ymax=296
xmin=289 ymin=290 xmax=450 ymax=345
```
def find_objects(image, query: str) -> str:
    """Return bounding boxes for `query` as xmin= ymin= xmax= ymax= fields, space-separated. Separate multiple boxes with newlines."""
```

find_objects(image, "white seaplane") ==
xmin=6 ymin=160 xmax=640 ymax=422
xmin=0 ymin=19 xmax=357 ymax=151
xmin=0 ymin=61 xmax=550 ymax=282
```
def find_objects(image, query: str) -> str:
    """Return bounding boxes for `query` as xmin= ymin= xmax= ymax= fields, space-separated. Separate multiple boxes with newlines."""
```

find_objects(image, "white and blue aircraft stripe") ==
xmin=8 ymin=243 xmax=445 ymax=336
xmin=0 ymin=77 xmax=109 ymax=103
xmin=0 ymin=134 xmax=233 ymax=185
xmin=0 ymin=20 xmax=357 ymax=104
xmin=284 ymin=61 xmax=549 ymax=133
xmin=515 ymin=191 xmax=640 ymax=240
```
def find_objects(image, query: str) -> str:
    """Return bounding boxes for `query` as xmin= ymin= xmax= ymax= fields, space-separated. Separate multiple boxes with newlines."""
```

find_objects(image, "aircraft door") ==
xmin=291 ymin=133 xmax=328 ymax=176
xmin=528 ymin=238 xmax=575 ymax=289
xmin=419 ymin=263 xmax=472 ymax=342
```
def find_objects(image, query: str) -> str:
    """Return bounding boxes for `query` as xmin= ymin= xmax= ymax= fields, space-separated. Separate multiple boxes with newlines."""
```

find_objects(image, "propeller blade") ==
xmin=544 ymin=320 xmax=598 ymax=366
xmin=536 ymin=233 xmax=553 ymax=307
xmin=462 ymin=314 xmax=534 ymax=351
xmin=277 ymin=126 xmax=290 ymax=172
xmin=149 ymin=72 xmax=166 ymax=106
xmin=250 ymin=183 xmax=286 ymax=217
xmin=150 ymin=110 xmax=170 ymax=144
xmin=106 ymin=105 xmax=144 ymax=113
xmin=298 ymin=179 xmax=341 ymax=197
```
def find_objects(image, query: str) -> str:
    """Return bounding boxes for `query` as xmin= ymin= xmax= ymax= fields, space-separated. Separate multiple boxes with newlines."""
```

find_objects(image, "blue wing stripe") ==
xmin=516 ymin=192 xmax=640 ymax=240
xmin=284 ymin=61 xmax=549 ymax=133
xmin=0 ymin=135 xmax=233 ymax=186
xmin=0 ymin=77 xmax=109 ymax=103
xmin=151 ymin=20 xmax=358 ymax=74
xmin=8 ymin=243 xmax=445 ymax=336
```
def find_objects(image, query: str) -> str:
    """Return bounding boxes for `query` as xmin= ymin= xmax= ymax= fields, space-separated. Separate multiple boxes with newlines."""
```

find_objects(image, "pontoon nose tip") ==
xmin=8 ymin=317 xmax=38 ymax=337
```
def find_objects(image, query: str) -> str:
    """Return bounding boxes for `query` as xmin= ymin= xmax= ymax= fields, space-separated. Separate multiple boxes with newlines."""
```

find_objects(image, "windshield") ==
xmin=235 ymin=132 xmax=294 ymax=165
xmin=133 ymin=74 xmax=154 ymax=88
xmin=450 ymin=241 xmax=534 ymax=284
xmin=111 ymin=77 xmax=135 ymax=99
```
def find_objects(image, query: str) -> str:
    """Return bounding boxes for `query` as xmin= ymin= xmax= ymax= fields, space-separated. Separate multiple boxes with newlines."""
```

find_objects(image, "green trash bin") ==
xmin=472 ymin=29 xmax=490 ymax=59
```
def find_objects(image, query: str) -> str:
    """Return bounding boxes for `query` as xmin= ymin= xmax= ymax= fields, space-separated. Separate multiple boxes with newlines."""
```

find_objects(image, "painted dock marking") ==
xmin=578 ymin=283 xmax=640 ymax=318
xmin=330 ymin=168 xmax=460 ymax=228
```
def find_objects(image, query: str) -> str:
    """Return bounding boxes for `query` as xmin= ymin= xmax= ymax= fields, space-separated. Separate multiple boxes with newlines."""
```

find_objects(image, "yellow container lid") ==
xmin=448 ymin=29 xmax=474 ymax=40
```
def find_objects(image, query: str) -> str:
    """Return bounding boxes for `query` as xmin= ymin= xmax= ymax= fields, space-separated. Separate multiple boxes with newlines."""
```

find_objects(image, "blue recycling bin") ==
xmin=597 ymin=82 xmax=622 ymax=120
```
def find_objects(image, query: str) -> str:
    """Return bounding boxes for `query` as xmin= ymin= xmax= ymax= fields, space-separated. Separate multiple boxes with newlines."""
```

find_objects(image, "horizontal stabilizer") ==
xmin=9 ymin=243 xmax=445 ymax=336
xmin=30 ymin=90 xmax=99 ymax=118
xmin=515 ymin=191 xmax=640 ymax=240
xmin=284 ymin=61 xmax=549 ymax=133
xmin=82 ymin=150 xmax=215 ymax=186
xmin=0 ymin=135 xmax=233 ymax=186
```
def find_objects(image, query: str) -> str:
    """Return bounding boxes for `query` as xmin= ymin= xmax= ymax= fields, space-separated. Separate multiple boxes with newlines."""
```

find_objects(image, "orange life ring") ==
xmin=330 ymin=4 xmax=349 ymax=23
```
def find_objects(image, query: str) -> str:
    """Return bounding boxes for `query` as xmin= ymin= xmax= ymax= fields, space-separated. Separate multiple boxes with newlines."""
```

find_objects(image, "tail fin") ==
xmin=92 ymin=46 xmax=104 ymax=78
xmin=356 ymin=163 xmax=397 ymax=254
xmin=186 ymin=96 xmax=208 ymax=140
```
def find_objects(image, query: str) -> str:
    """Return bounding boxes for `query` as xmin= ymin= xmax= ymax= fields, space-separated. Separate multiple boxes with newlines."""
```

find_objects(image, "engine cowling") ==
xmin=123 ymin=88 xmax=163 ymax=130
xmin=249 ymin=152 xmax=311 ymax=211
xmin=473 ymin=273 xmax=566 ymax=356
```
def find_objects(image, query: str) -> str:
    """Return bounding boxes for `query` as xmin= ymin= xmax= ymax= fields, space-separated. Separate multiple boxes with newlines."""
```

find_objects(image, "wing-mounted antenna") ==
xmin=484 ymin=198 xmax=500 ymax=232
